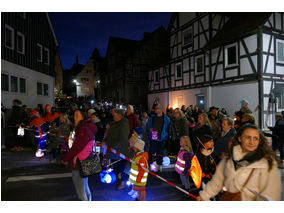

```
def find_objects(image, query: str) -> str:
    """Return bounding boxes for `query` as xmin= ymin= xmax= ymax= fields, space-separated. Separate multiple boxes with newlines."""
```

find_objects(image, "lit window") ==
xmin=5 ymin=25 xmax=14 ymax=49
xmin=37 ymin=44 xmax=43 ymax=62
xmin=1 ymin=74 xmax=9 ymax=91
xmin=225 ymin=44 xmax=238 ymax=67
xmin=175 ymin=63 xmax=182 ymax=79
xmin=195 ymin=55 xmax=204 ymax=74
xmin=182 ymin=28 xmax=193 ymax=46
xmin=43 ymin=48 xmax=49 ymax=65
xmin=17 ymin=32 xmax=25 ymax=54
xmin=276 ymin=39 xmax=284 ymax=64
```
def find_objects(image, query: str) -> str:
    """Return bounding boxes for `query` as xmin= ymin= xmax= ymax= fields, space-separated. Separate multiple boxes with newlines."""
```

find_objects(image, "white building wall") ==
xmin=1 ymin=59 xmax=54 ymax=109
xmin=210 ymin=81 xmax=259 ymax=123
xmin=148 ymin=92 xmax=169 ymax=113
xmin=75 ymin=59 xmax=95 ymax=97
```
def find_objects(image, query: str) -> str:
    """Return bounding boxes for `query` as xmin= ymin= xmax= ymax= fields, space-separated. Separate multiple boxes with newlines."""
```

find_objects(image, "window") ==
xmin=182 ymin=28 xmax=193 ymax=46
xmin=37 ymin=82 xmax=43 ymax=95
xmin=44 ymin=84 xmax=48 ymax=96
xmin=276 ymin=39 xmax=284 ymax=64
xmin=1 ymin=74 xmax=9 ymax=91
xmin=5 ymin=25 xmax=14 ymax=49
xmin=225 ymin=44 xmax=238 ymax=67
xmin=10 ymin=76 xmax=18 ymax=92
xmin=81 ymin=87 xmax=89 ymax=92
xmin=37 ymin=44 xmax=43 ymax=62
xmin=17 ymin=32 xmax=25 ymax=54
xmin=43 ymin=48 xmax=49 ymax=65
xmin=154 ymin=70 xmax=159 ymax=83
xmin=195 ymin=55 xmax=204 ymax=74
xmin=275 ymin=83 xmax=284 ymax=108
xmin=19 ymin=78 xmax=26 ymax=93
xmin=175 ymin=63 xmax=182 ymax=79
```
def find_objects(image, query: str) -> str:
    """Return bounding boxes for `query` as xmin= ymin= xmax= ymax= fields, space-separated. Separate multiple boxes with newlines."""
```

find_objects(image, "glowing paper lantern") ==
xmin=99 ymin=168 xmax=116 ymax=184
xmin=162 ymin=156 xmax=170 ymax=167
xmin=150 ymin=161 xmax=158 ymax=172
xmin=35 ymin=149 xmax=44 ymax=158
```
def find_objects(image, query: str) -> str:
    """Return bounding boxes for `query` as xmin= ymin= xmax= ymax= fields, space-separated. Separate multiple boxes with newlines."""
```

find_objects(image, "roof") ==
xmin=107 ymin=36 xmax=140 ymax=56
xmin=204 ymin=13 xmax=271 ymax=50
xmin=45 ymin=12 xmax=59 ymax=47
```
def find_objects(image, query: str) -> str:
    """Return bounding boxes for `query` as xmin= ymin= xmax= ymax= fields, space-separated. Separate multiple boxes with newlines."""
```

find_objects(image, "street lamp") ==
xmin=73 ymin=79 xmax=77 ymax=84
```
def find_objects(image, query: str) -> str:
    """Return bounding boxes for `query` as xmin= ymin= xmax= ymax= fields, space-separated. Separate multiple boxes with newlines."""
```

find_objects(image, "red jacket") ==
xmin=45 ymin=112 xmax=60 ymax=123
xmin=134 ymin=152 xmax=149 ymax=183
xmin=126 ymin=113 xmax=139 ymax=138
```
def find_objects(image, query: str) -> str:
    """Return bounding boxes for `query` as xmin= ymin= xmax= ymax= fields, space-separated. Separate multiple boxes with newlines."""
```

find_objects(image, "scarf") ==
xmin=232 ymin=146 xmax=264 ymax=170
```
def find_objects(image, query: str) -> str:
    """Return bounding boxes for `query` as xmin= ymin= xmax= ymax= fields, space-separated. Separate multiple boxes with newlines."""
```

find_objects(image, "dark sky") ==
xmin=49 ymin=12 xmax=172 ymax=69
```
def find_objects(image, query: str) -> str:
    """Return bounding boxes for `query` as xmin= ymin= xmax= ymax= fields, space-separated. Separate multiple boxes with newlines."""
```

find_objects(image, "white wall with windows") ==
xmin=75 ymin=58 xmax=95 ymax=97
xmin=1 ymin=59 xmax=54 ymax=108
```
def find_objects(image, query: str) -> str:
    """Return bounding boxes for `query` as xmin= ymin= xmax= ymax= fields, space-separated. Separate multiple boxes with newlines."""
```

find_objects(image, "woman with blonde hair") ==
xmin=197 ymin=124 xmax=281 ymax=201
xmin=191 ymin=113 xmax=213 ymax=152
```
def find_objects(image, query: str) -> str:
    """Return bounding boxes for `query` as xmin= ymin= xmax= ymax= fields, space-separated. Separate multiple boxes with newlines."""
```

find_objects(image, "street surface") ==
xmin=1 ymin=149 xmax=284 ymax=201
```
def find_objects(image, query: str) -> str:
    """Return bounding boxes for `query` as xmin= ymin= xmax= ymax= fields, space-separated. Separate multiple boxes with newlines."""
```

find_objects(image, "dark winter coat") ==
xmin=105 ymin=117 xmax=130 ymax=159
xmin=208 ymin=114 xmax=221 ymax=141
xmin=62 ymin=119 xmax=97 ymax=162
xmin=214 ymin=127 xmax=236 ymax=158
xmin=8 ymin=105 xmax=25 ymax=126
xmin=169 ymin=117 xmax=189 ymax=141
xmin=191 ymin=124 xmax=213 ymax=152
xmin=126 ymin=113 xmax=139 ymax=138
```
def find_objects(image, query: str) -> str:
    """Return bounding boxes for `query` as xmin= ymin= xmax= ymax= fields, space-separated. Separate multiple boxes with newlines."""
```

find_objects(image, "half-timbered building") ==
xmin=148 ymin=12 xmax=284 ymax=129
xmin=1 ymin=12 xmax=58 ymax=108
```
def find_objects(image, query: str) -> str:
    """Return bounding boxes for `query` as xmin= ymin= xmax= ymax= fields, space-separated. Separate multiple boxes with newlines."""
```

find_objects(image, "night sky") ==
xmin=49 ymin=12 xmax=172 ymax=69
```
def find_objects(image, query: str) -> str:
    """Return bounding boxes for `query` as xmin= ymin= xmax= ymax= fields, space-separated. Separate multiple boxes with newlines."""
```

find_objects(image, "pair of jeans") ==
xmin=180 ymin=174 xmax=190 ymax=190
xmin=112 ymin=159 xmax=128 ymax=181
xmin=148 ymin=140 xmax=165 ymax=165
xmin=72 ymin=170 xmax=92 ymax=201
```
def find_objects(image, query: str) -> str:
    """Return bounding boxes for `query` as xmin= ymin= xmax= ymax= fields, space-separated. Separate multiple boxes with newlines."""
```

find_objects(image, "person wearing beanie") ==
xmin=128 ymin=135 xmax=149 ymax=201
xmin=240 ymin=99 xmax=252 ymax=114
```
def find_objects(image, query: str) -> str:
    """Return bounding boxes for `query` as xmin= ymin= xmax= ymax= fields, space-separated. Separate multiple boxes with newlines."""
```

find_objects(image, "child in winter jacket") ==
xmin=128 ymin=134 xmax=149 ymax=201
xmin=175 ymin=136 xmax=194 ymax=192
xmin=196 ymin=135 xmax=220 ymax=184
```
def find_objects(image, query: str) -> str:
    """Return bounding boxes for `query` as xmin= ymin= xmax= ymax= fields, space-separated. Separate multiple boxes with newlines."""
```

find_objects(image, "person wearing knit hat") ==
xmin=128 ymin=136 xmax=149 ymax=201
xmin=240 ymin=99 xmax=252 ymax=114
xmin=87 ymin=109 xmax=96 ymax=118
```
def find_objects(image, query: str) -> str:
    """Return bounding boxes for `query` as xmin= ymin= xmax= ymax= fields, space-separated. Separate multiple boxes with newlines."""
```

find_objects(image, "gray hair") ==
xmin=223 ymin=117 xmax=234 ymax=126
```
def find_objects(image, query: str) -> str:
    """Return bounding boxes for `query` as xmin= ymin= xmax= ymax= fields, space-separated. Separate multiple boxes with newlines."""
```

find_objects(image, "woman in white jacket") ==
xmin=197 ymin=124 xmax=282 ymax=201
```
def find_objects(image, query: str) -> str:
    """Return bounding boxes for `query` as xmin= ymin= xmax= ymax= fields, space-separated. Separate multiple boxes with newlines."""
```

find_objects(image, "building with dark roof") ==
xmin=1 ymin=12 xmax=58 ymax=108
xmin=148 ymin=12 xmax=284 ymax=129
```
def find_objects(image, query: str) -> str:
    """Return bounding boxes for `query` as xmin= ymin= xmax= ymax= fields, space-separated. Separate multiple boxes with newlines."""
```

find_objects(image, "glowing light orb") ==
xmin=35 ymin=149 xmax=44 ymax=158
xmin=99 ymin=169 xmax=116 ymax=184
xmin=150 ymin=162 xmax=158 ymax=172
xmin=162 ymin=156 xmax=170 ymax=167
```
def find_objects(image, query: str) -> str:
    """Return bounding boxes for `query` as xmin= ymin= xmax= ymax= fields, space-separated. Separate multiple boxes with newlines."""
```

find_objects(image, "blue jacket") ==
xmin=146 ymin=113 xmax=170 ymax=142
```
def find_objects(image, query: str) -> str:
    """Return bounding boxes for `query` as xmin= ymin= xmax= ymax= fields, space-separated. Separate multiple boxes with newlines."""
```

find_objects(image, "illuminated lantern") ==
xmin=99 ymin=168 xmax=116 ymax=184
xmin=35 ymin=149 xmax=44 ymax=158
xmin=162 ymin=156 xmax=170 ymax=167
xmin=126 ymin=180 xmax=133 ymax=186
xmin=150 ymin=161 xmax=158 ymax=172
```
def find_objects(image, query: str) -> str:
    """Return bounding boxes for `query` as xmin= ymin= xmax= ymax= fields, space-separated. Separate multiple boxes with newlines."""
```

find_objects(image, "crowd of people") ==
xmin=1 ymin=97 xmax=283 ymax=201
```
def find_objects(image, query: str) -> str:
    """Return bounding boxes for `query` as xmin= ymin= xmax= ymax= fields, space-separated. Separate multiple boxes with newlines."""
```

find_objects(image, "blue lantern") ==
xmin=99 ymin=168 xmax=116 ymax=184
xmin=162 ymin=156 xmax=170 ymax=167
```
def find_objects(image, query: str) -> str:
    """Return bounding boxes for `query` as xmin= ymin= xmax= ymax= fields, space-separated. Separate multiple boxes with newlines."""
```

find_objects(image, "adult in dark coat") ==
xmin=191 ymin=113 xmax=213 ymax=153
xmin=104 ymin=108 xmax=130 ymax=190
xmin=168 ymin=108 xmax=189 ymax=155
xmin=126 ymin=104 xmax=139 ymax=138
xmin=7 ymin=99 xmax=25 ymax=150
xmin=214 ymin=117 xmax=236 ymax=159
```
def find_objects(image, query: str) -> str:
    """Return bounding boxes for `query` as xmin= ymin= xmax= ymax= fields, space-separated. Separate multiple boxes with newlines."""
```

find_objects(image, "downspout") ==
xmin=257 ymin=28 xmax=264 ymax=129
